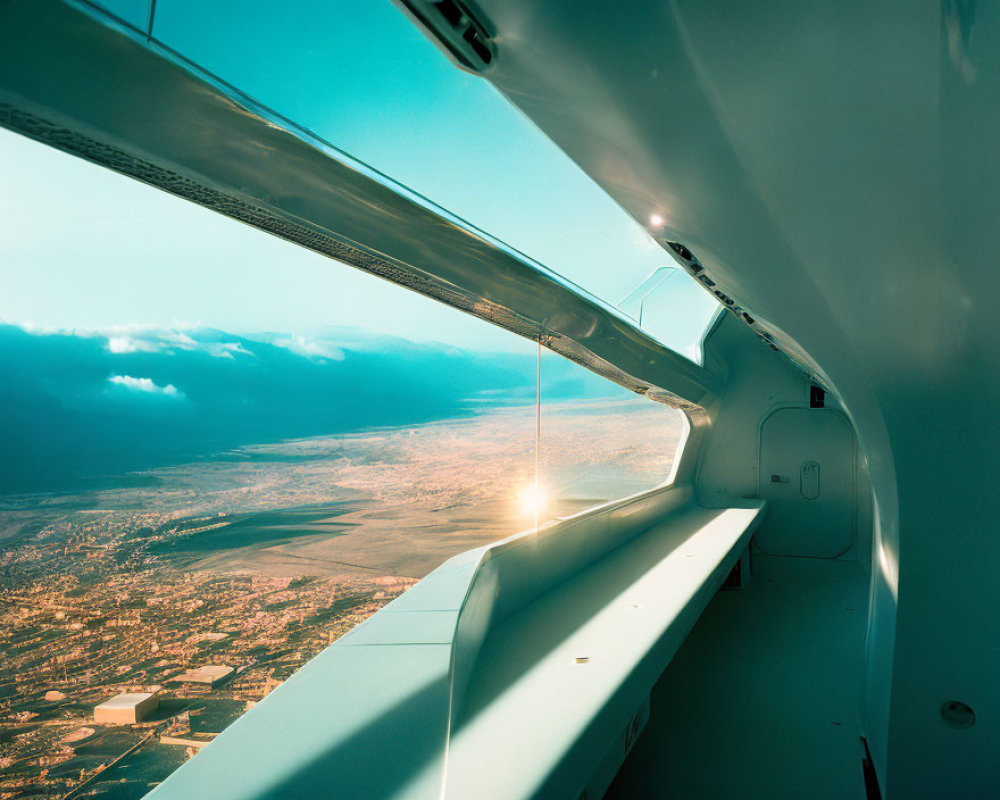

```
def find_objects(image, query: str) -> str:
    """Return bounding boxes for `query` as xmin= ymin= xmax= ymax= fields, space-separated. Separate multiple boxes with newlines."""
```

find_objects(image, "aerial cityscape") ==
xmin=0 ymin=397 xmax=682 ymax=798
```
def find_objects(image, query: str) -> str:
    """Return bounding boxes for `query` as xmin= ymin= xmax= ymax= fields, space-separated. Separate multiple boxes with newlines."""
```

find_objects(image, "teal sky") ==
xmin=0 ymin=0 xmax=718 ymax=357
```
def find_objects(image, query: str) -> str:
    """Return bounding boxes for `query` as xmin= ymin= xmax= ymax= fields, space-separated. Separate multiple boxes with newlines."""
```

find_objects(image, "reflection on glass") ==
xmin=619 ymin=267 xmax=720 ymax=360
xmin=620 ymin=267 xmax=680 ymax=327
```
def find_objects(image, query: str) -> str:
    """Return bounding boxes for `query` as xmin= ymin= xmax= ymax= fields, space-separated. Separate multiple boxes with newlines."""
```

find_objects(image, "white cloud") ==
xmin=273 ymin=336 xmax=345 ymax=361
xmin=100 ymin=325 xmax=255 ymax=359
xmin=104 ymin=325 xmax=198 ymax=354
xmin=204 ymin=341 xmax=253 ymax=359
xmin=108 ymin=374 xmax=183 ymax=398
xmin=107 ymin=335 xmax=158 ymax=354
xmin=12 ymin=321 xmax=280 ymax=362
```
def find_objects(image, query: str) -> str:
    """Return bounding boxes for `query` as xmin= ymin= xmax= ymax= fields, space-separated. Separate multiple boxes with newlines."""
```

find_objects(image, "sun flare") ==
xmin=518 ymin=481 xmax=550 ymax=518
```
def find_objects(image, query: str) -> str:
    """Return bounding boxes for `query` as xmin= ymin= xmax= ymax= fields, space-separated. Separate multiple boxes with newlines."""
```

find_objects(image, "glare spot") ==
xmin=649 ymin=214 xmax=664 ymax=228
xmin=518 ymin=481 xmax=549 ymax=518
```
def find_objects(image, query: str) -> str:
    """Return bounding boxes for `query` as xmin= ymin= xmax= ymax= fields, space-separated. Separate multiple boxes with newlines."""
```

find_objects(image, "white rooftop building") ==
xmin=94 ymin=692 xmax=158 ymax=725
xmin=176 ymin=665 xmax=234 ymax=687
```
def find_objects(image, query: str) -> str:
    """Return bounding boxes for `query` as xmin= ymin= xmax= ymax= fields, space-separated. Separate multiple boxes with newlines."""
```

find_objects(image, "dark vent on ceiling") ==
xmin=399 ymin=0 xmax=496 ymax=72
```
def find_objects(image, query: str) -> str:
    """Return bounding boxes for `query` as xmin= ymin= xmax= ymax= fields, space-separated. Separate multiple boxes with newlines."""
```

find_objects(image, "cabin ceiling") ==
xmin=465 ymin=0 xmax=944 ymax=385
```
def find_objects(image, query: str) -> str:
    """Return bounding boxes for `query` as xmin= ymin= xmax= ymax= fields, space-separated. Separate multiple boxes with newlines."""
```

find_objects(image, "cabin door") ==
xmin=757 ymin=407 xmax=856 ymax=558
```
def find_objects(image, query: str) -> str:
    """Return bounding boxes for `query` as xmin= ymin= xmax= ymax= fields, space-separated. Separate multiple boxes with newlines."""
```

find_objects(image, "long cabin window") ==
xmin=0 ymin=124 xmax=685 ymax=796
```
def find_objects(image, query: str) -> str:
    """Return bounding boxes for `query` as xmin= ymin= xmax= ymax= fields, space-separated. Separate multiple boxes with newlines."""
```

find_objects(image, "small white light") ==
xmin=518 ymin=481 xmax=549 ymax=517
xmin=649 ymin=213 xmax=664 ymax=228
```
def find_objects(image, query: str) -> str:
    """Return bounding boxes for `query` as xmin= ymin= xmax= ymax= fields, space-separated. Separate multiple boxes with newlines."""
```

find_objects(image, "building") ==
xmin=94 ymin=692 xmax=158 ymax=725
xmin=175 ymin=665 xmax=234 ymax=688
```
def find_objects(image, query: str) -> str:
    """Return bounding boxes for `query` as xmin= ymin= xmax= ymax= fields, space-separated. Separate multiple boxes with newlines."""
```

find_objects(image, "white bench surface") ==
xmin=445 ymin=502 xmax=764 ymax=798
